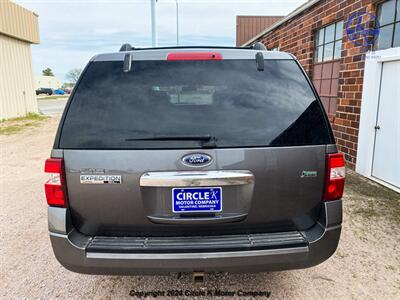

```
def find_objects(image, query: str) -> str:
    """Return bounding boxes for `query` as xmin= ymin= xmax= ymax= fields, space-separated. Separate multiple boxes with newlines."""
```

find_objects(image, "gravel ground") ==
xmin=1 ymin=117 xmax=399 ymax=299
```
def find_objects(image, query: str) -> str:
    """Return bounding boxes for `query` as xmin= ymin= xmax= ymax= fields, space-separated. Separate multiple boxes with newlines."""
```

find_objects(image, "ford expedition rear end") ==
xmin=45 ymin=45 xmax=345 ymax=275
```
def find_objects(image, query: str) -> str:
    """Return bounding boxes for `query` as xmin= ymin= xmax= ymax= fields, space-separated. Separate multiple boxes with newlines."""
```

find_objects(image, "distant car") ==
xmin=63 ymin=88 xmax=72 ymax=94
xmin=36 ymin=88 xmax=53 ymax=96
xmin=53 ymin=89 xmax=65 ymax=95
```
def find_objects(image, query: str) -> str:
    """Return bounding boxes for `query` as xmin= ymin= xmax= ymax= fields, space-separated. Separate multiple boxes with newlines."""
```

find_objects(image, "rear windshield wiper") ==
xmin=125 ymin=134 xmax=217 ymax=148
xmin=125 ymin=134 xmax=213 ymax=141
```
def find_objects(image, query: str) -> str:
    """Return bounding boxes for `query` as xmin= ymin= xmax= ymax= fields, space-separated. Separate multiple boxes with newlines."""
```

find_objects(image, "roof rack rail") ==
xmin=118 ymin=44 xmax=270 ymax=52
xmin=118 ymin=45 xmax=261 ymax=51
xmin=120 ymin=43 xmax=134 ymax=52
xmin=250 ymin=42 xmax=267 ymax=50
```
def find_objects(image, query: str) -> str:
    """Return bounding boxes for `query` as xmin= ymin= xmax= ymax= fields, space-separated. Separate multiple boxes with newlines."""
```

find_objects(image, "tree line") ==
xmin=41 ymin=67 xmax=82 ymax=87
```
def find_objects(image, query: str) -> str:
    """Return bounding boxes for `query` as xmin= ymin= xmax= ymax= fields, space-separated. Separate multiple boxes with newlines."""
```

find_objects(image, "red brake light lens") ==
xmin=324 ymin=153 xmax=345 ymax=201
xmin=44 ymin=158 xmax=67 ymax=207
xmin=167 ymin=52 xmax=223 ymax=61
xmin=44 ymin=158 xmax=63 ymax=173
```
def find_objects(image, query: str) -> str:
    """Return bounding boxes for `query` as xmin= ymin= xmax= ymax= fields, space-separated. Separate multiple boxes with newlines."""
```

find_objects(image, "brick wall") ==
xmin=252 ymin=0 xmax=379 ymax=169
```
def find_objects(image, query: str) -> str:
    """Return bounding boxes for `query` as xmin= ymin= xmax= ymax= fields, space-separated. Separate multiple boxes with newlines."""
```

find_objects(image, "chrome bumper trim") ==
xmin=86 ymin=246 xmax=308 ymax=260
xmin=139 ymin=170 xmax=254 ymax=187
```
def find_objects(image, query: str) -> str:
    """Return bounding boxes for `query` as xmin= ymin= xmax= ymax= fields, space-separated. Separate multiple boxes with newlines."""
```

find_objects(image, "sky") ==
xmin=15 ymin=0 xmax=306 ymax=81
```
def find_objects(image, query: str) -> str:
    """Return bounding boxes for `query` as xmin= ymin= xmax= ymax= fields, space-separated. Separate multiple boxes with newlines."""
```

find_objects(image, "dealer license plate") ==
xmin=172 ymin=187 xmax=222 ymax=213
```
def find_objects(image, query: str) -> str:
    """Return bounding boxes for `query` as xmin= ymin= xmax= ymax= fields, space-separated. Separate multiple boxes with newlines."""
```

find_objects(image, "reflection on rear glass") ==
xmin=60 ymin=60 xmax=332 ymax=149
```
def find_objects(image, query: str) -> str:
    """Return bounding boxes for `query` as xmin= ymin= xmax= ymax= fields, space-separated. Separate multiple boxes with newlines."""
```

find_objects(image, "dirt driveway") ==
xmin=1 ymin=117 xmax=399 ymax=299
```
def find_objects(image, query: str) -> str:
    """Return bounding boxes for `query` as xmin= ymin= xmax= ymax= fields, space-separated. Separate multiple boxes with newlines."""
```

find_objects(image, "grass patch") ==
xmin=346 ymin=171 xmax=400 ymax=225
xmin=346 ymin=171 xmax=399 ymax=201
xmin=0 ymin=125 xmax=24 ymax=135
xmin=0 ymin=112 xmax=48 ymax=123
xmin=353 ymin=205 xmax=380 ymax=219
xmin=0 ymin=113 xmax=49 ymax=135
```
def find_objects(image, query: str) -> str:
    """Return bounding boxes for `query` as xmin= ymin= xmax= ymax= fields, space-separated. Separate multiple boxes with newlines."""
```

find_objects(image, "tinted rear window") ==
xmin=59 ymin=59 xmax=332 ymax=149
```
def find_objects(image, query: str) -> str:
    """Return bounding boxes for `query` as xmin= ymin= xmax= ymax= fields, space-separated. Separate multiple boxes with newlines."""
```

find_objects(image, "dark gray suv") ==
xmin=44 ymin=45 xmax=345 ymax=275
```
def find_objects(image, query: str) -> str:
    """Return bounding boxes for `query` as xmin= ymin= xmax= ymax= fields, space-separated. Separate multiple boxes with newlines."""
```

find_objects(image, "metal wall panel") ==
xmin=236 ymin=16 xmax=283 ymax=46
xmin=0 ymin=0 xmax=40 ymax=44
xmin=0 ymin=34 xmax=38 ymax=119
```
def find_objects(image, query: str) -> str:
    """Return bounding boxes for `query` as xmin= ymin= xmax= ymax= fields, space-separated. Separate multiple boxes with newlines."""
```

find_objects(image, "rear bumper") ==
xmin=48 ymin=200 xmax=342 ymax=275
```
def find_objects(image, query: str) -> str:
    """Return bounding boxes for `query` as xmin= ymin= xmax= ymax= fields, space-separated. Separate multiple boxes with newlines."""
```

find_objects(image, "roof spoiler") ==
xmin=118 ymin=42 xmax=267 ymax=71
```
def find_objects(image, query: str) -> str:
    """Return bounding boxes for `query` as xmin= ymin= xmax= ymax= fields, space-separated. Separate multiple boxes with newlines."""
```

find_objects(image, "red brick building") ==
xmin=240 ymin=0 xmax=400 ymax=192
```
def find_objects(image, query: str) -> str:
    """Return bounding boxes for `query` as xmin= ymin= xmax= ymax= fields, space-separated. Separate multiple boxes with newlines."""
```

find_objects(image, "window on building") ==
xmin=313 ymin=21 xmax=343 ymax=120
xmin=314 ymin=21 xmax=343 ymax=63
xmin=375 ymin=0 xmax=400 ymax=50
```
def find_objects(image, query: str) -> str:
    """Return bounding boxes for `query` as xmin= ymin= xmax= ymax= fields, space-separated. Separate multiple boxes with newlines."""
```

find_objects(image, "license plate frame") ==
xmin=172 ymin=187 xmax=222 ymax=213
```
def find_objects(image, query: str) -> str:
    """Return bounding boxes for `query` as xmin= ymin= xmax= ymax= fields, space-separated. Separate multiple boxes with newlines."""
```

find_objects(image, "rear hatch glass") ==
xmin=59 ymin=59 xmax=333 ymax=149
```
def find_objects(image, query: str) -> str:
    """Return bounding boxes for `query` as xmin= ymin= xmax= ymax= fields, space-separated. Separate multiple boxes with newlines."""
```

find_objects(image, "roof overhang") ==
xmin=0 ymin=0 xmax=40 ymax=44
xmin=241 ymin=0 xmax=321 ymax=47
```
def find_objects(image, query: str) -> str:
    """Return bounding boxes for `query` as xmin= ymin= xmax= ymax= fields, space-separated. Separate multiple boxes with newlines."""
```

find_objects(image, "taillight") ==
xmin=166 ymin=52 xmax=223 ymax=61
xmin=44 ymin=158 xmax=67 ymax=207
xmin=323 ymin=153 xmax=345 ymax=201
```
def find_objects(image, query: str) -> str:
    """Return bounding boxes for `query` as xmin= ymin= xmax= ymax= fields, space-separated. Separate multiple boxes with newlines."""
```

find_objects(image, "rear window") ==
xmin=59 ymin=59 xmax=333 ymax=149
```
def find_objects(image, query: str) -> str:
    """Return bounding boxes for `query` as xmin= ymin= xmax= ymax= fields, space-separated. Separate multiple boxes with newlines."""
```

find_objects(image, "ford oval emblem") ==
xmin=182 ymin=153 xmax=212 ymax=167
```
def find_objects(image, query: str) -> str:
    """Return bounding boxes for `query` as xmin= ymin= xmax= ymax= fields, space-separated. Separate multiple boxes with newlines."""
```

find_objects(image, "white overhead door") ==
xmin=372 ymin=61 xmax=400 ymax=188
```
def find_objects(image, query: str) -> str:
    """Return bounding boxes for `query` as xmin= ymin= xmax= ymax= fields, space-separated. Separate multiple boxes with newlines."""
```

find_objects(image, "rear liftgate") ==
xmin=139 ymin=170 xmax=255 ymax=225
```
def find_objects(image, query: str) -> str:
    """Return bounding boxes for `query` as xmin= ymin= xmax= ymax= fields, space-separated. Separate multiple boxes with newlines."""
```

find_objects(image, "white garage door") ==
xmin=372 ymin=61 xmax=400 ymax=188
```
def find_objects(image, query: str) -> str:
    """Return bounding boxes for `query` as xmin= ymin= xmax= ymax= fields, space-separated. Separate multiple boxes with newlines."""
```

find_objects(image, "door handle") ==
xmin=374 ymin=125 xmax=381 ymax=130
